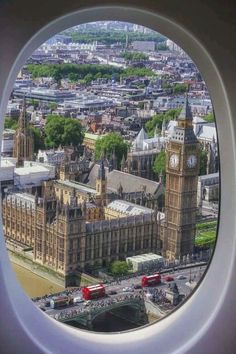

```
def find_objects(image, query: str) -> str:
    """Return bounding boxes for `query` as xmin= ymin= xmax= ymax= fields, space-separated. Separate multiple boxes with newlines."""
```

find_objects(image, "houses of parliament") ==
xmin=2 ymin=97 xmax=199 ymax=286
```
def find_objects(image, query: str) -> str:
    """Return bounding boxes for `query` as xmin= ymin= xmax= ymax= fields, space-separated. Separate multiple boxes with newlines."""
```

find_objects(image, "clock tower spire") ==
xmin=163 ymin=95 xmax=199 ymax=260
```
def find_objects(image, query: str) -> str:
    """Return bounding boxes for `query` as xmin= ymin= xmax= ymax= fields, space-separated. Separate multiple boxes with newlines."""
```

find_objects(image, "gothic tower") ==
xmin=163 ymin=96 xmax=199 ymax=260
xmin=96 ymin=160 xmax=107 ymax=205
xmin=13 ymin=98 xmax=34 ymax=166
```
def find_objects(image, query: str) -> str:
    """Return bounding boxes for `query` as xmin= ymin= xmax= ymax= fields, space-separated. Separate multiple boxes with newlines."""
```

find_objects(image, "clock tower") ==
xmin=163 ymin=96 xmax=200 ymax=260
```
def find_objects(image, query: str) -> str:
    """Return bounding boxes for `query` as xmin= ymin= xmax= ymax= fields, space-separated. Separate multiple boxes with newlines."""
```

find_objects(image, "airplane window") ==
xmin=2 ymin=20 xmax=219 ymax=333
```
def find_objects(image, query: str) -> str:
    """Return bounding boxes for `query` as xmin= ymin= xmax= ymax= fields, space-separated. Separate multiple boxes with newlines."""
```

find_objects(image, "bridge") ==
xmin=51 ymin=293 xmax=147 ymax=329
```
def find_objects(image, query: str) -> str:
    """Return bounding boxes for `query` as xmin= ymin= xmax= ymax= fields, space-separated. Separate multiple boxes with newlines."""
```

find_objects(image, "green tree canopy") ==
xmin=153 ymin=149 xmax=166 ymax=182
xmin=28 ymin=125 xmax=45 ymax=153
xmin=145 ymin=108 xmax=181 ymax=137
xmin=70 ymin=29 xmax=166 ymax=45
xmin=122 ymin=51 xmax=148 ymax=61
xmin=95 ymin=132 xmax=129 ymax=169
xmin=44 ymin=115 xmax=84 ymax=149
xmin=199 ymin=147 xmax=208 ymax=175
xmin=4 ymin=117 xmax=18 ymax=130
xmin=109 ymin=261 xmax=130 ymax=276
xmin=203 ymin=112 xmax=215 ymax=123
xmin=172 ymin=83 xmax=188 ymax=94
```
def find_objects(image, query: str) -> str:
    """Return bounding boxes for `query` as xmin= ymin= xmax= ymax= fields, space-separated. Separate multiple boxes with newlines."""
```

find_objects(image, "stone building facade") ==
xmin=2 ymin=168 xmax=161 ymax=286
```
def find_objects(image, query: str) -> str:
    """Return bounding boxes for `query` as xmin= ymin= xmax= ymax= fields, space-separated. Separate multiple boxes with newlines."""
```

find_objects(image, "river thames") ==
xmin=12 ymin=262 xmax=64 ymax=297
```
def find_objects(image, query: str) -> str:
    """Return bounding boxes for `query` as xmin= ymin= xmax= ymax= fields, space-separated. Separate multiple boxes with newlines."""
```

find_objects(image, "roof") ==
xmin=84 ymin=132 xmax=101 ymax=141
xmin=106 ymin=199 xmax=152 ymax=216
xmin=56 ymin=179 xmax=97 ymax=195
xmin=196 ymin=124 xmax=217 ymax=141
xmin=107 ymin=170 xmax=162 ymax=195
xmin=87 ymin=165 xmax=162 ymax=196
xmin=15 ymin=165 xmax=50 ymax=175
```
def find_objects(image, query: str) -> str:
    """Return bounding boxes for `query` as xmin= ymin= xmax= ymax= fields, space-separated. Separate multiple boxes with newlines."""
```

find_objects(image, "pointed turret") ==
xmin=132 ymin=127 xmax=148 ymax=151
xmin=120 ymin=154 xmax=126 ymax=171
xmin=13 ymin=96 xmax=34 ymax=166
xmin=98 ymin=160 xmax=106 ymax=180
xmin=161 ymin=119 xmax=166 ymax=137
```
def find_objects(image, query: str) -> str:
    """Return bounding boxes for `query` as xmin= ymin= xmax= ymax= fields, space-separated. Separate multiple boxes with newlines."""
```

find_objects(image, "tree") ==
xmin=4 ymin=117 xmax=18 ymax=130
xmin=173 ymin=83 xmax=188 ymax=94
xmin=153 ymin=149 xmax=166 ymax=182
xmin=145 ymin=108 xmax=181 ymax=137
xmin=48 ymin=102 xmax=58 ymax=111
xmin=95 ymin=132 xmax=129 ymax=168
xmin=122 ymin=51 xmax=148 ymax=61
xmin=28 ymin=126 xmax=45 ymax=153
xmin=44 ymin=115 xmax=84 ymax=149
xmin=109 ymin=261 xmax=130 ymax=276
xmin=204 ymin=112 xmax=215 ymax=123
xmin=199 ymin=147 xmax=208 ymax=175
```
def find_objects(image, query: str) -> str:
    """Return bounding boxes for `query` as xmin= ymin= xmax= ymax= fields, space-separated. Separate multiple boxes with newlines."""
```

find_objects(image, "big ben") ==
xmin=163 ymin=96 xmax=199 ymax=260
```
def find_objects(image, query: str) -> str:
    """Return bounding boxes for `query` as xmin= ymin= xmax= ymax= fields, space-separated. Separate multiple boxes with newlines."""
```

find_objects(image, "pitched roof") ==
xmin=107 ymin=170 xmax=162 ymax=195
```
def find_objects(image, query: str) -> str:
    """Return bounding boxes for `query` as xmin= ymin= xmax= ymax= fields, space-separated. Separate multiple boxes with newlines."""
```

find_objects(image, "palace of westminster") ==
xmin=2 ymin=98 xmax=201 ymax=286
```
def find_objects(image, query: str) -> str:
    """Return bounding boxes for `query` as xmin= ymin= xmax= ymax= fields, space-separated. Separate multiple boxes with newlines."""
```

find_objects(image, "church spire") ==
xmin=19 ymin=96 xmax=27 ymax=132
xmin=13 ymin=97 xmax=34 ymax=166
xmin=98 ymin=159 xmax=106 ymax=180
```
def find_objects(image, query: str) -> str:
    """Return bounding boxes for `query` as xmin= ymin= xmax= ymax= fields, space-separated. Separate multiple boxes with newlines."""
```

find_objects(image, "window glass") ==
xmin=3 ymin=20 xmax=218 ymax=333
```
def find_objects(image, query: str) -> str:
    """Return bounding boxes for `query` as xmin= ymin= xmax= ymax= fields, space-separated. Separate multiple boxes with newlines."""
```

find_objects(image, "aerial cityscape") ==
xmin=1 ymin=21 xmax=219 ymax=332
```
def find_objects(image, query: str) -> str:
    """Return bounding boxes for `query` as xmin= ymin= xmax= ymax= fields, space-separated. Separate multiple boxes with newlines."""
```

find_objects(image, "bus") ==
xmin=50 ymin=296 xmax=72 ymax=309
xmin=82 ymin=284 xmax=106 ymax=300
xmin=141 ymin=274 xmax=161 ymax=287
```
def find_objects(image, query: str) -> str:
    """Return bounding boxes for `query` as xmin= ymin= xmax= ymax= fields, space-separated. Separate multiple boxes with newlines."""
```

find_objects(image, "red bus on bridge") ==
xmin=141 ymin=274 xmax=161 ymax=287
xmin=82 ymin=284 xmax=106 ymax=300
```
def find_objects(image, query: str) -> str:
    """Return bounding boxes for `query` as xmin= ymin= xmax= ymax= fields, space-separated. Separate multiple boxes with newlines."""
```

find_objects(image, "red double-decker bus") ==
xmin=82 ymin=284 xmax=106 ymax=300
xmin=141 ymin=273 xmax=161 ymax=287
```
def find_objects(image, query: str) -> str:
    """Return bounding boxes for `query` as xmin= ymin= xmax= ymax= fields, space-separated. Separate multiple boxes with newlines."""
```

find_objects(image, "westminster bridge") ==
xmin=50 ymin=293 xmax=149 ymax=330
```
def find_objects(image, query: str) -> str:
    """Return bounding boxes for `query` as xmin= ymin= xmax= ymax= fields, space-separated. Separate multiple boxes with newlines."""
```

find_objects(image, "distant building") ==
xmin=132 ymin=41 xmax=155 ymax=52
xmin=1 ymin=129 xmax=15 ymax=156
xmin=124 ymin=127 xmax=165 ymax=180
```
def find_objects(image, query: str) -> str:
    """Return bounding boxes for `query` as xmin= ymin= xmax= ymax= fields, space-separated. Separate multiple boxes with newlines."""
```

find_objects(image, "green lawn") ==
xmin=195 ymin=221 xmax=217 ymax=247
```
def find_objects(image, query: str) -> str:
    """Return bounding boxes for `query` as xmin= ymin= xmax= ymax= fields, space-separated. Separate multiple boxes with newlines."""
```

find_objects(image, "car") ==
xmin=164 ymin=276 xmax=174 ymax=282
xmin=84 ymin=300 xmax=92 ymax=306
xmin=122 ymin=287 xmax=133 ymax=292
xmin=176 ymin=275 xmax=187 ymax=280
xmin=133 ymin=284 xmax=142 ymax=289
xmin=73 ymin=296 xmax=84 ymax=304
xmin=107 ymin=290 xmax=117 ymax=295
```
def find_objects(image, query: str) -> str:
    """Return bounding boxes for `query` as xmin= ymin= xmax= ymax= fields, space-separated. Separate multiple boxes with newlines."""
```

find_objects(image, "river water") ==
xmin=12 ymin=262 xmax=64 ymax=298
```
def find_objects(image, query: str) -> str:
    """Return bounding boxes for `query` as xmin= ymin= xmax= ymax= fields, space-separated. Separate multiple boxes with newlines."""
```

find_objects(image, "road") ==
xmin=34 ymin=264 xmax=207 ymax=320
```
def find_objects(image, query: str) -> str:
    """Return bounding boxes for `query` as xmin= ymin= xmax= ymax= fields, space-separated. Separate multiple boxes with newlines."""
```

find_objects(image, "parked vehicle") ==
xmin=141 ymin=274 xmax=161 ymax=287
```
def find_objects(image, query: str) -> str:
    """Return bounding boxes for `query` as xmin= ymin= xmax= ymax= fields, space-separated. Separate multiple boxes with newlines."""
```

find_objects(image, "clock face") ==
xmin=187 ymin=154 xmax=197 ymax=168
xmin=169 ymin=153 xmax=179 ymax=168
